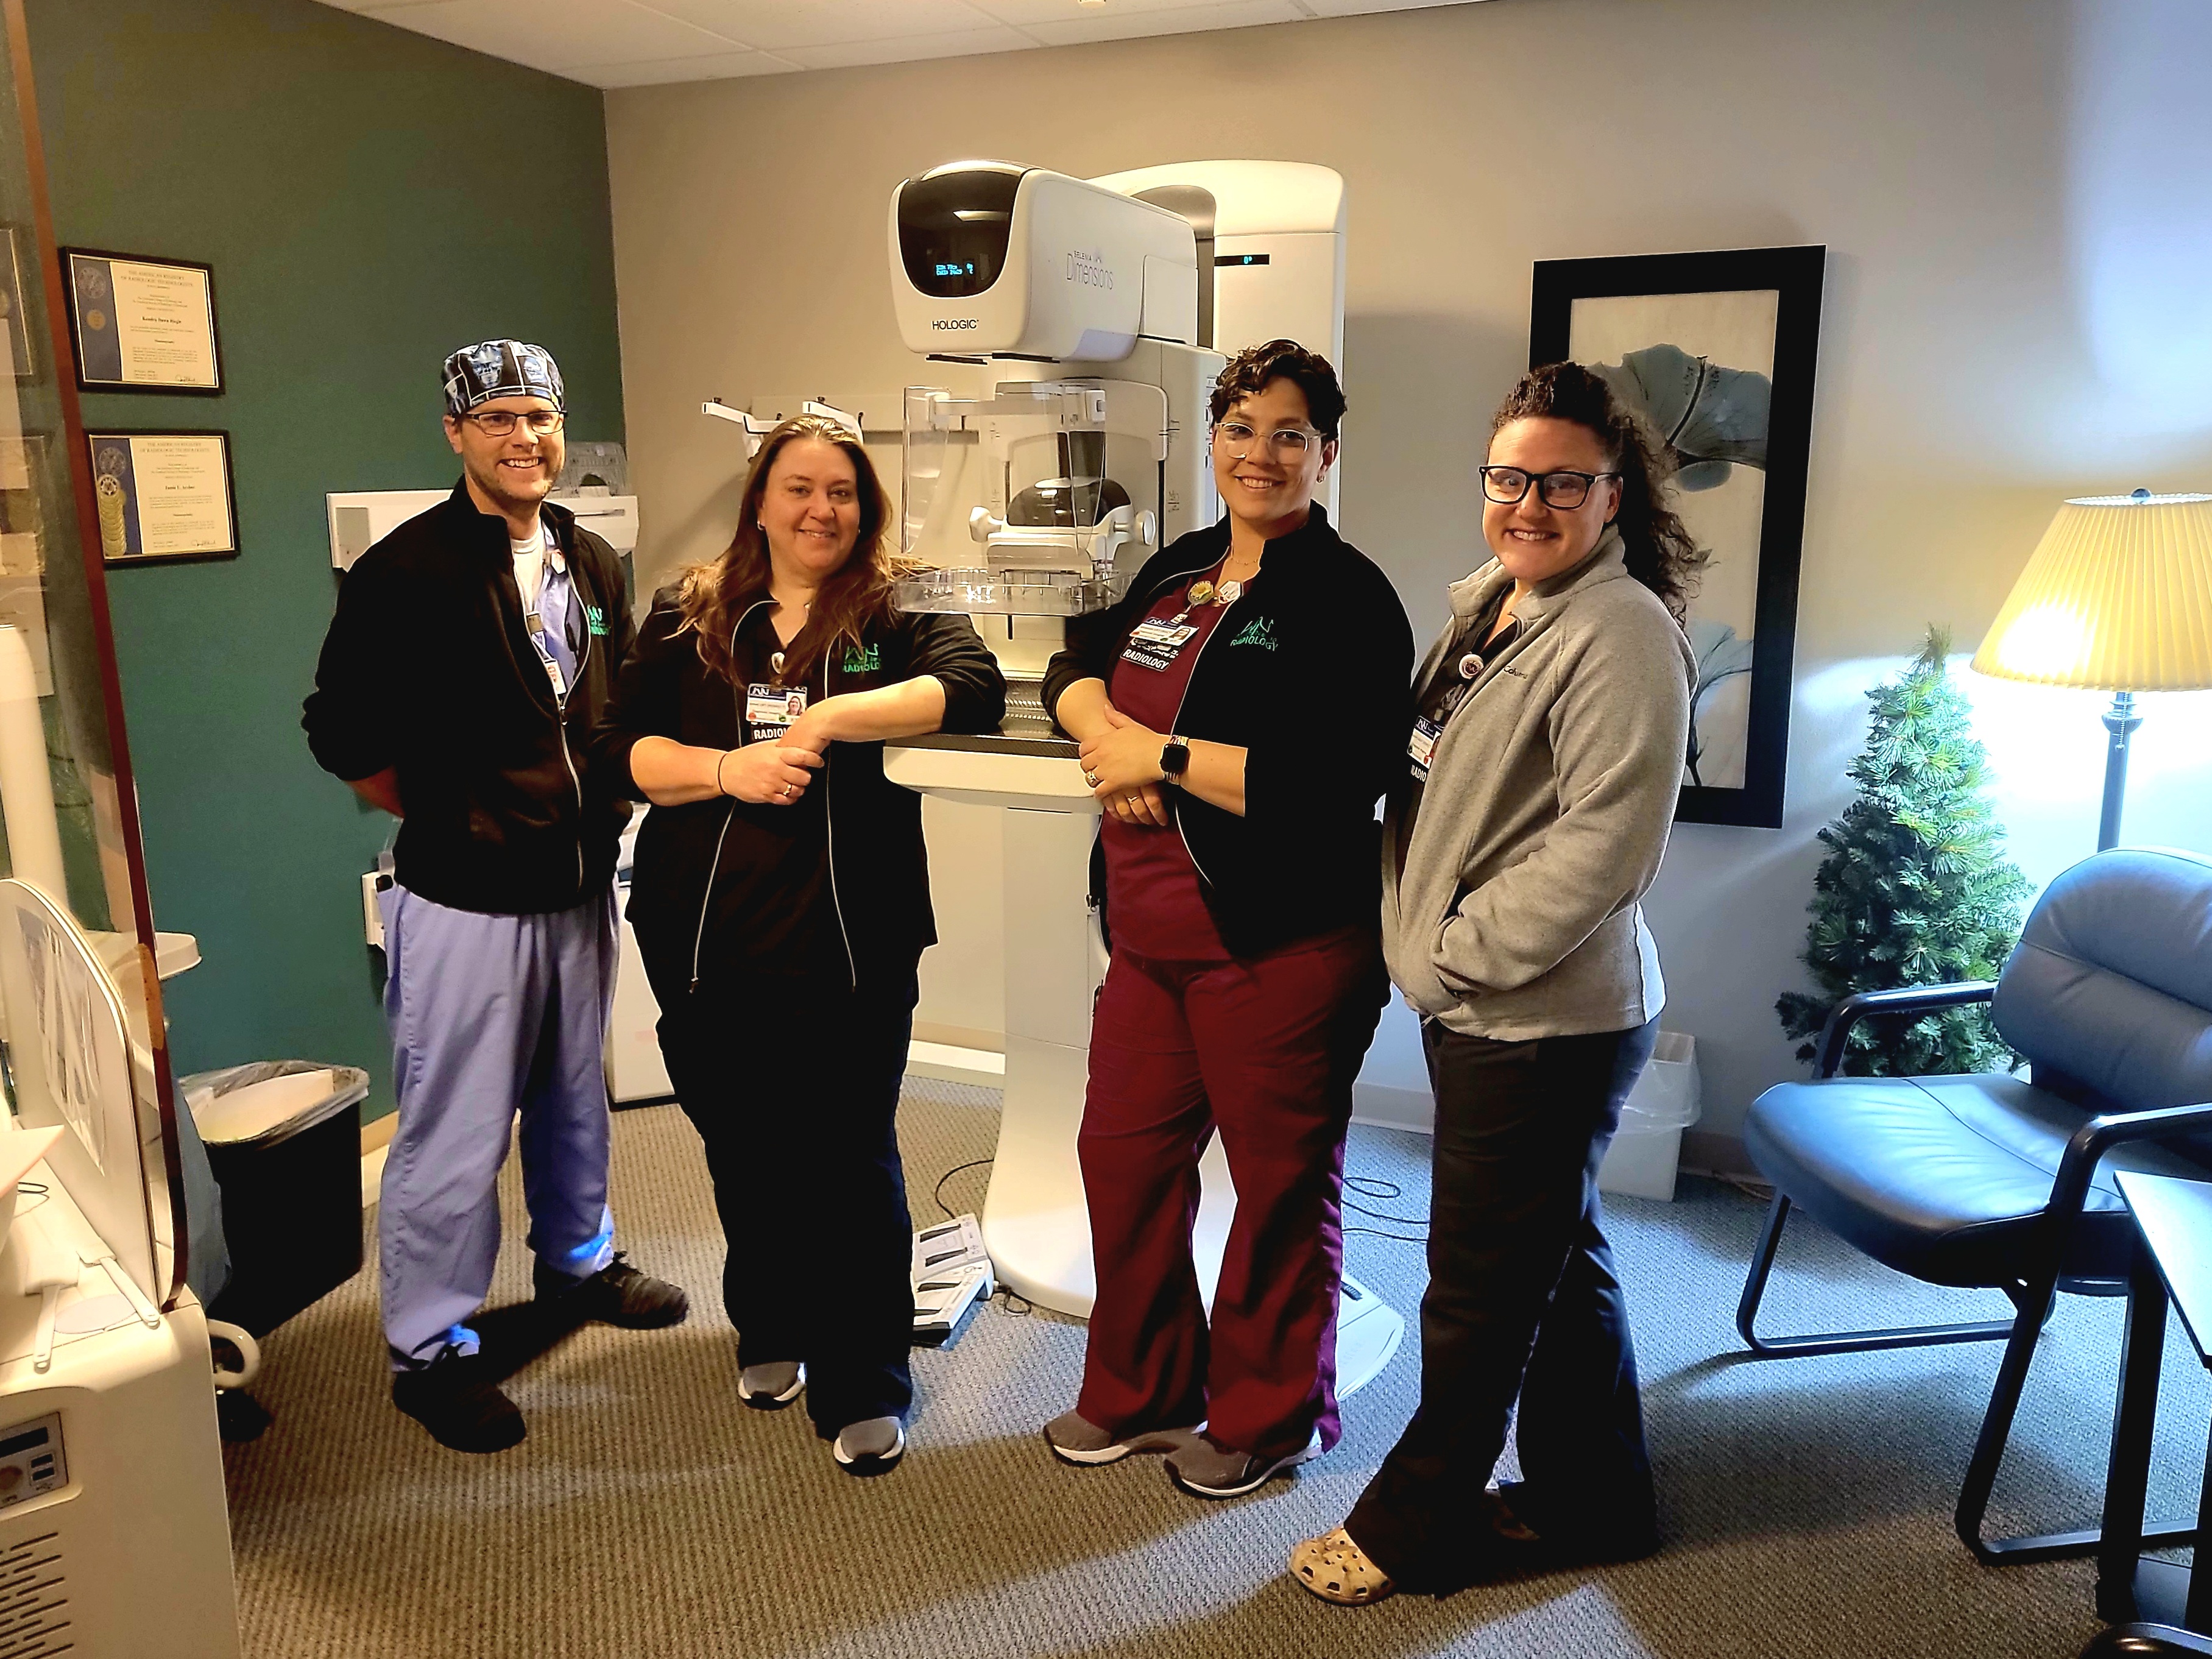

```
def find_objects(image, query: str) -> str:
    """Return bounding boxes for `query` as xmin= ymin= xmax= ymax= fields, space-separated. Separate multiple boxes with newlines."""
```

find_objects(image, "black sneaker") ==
xmin=534 ymin=1253 xmax=690 ymax=1329
xmin=1488 ymin=1480 xmax=1660 ymax=1566
xmin=392 ymin=1351 xmax=525 ymax=1454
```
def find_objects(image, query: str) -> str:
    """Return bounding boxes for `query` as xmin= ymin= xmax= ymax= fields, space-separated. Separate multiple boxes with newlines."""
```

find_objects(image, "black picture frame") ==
xmin=1530 ymin=244 xmax=1825 ymax=830
xmin=84 ymin=428 xmax=239 ymax=565
xmin=60 ymin=246 xmax=224 ymax=395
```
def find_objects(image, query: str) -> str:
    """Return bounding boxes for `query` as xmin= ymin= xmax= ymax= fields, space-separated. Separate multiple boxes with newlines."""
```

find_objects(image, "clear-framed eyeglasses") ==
xmin=1214 ymin=420 xmax=1325 ymax=461
xmin=462 ymin=408 xmax=566 ymax=437
xmin=1477 ymin=465 xmax=1619 ymax=510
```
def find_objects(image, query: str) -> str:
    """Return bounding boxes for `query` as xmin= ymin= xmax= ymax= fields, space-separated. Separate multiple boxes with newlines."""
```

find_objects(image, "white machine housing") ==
xmin=889 ymin=162 xmax=1200 ymax=360
xmin=890 ymin=161 xmax=1220 ymax=615
xmin=327 ymin=488 xmax=639 ymax=571
xmin=1092 ymin=160 xmax=1347 ymax=366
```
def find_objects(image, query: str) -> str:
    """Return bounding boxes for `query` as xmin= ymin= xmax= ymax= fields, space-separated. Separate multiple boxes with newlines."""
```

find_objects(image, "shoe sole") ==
xmin=833 ymin=1423 xmax=906 ymax=1478
xmin=1167 ymin=1434 xmax=1324 ymax=1500
xmin=738 ymin=1365 xmax=806 ymax=1411
xmin=1043 ymin=1425 xmax=1196 ymax=1467
xmin=395 ymin=1402 xmax=526 ymax=1455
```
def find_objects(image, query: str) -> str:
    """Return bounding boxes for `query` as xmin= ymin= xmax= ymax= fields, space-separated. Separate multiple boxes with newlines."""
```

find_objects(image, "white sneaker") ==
xmin=832 ymin=1416 xmax=906 ymax=1478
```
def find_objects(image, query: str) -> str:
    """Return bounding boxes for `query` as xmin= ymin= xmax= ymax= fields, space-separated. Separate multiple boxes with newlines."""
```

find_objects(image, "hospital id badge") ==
xmin=1408 ymin=715 xmax=1442 ymax=782
xmin=1121 ymin=618 xmax=1196 ymax=672
xmin=746 ymin=683 xmax=807 ymax=744
xmin=529 ymin=627 xmax=568 ymax=700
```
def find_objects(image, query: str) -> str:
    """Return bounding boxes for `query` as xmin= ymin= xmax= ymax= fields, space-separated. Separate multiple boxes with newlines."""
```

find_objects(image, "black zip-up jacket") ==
xmin=1042 ymin=504 xmax=1415 ymax=957
xmin=590 ymin=589 xmax=1006 ymax=1000
xmin=302 ymin=483 xmax=636 ymax=915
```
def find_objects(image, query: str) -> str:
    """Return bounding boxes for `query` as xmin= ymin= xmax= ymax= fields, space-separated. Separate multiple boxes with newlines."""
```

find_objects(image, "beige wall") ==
xmin=604 ymin=0 xmax=2212 ymax=1148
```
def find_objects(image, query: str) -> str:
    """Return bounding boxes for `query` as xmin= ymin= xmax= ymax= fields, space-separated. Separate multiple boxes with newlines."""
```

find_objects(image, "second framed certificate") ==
xmin=63 ymin=249 xmax=223 ymax=393
xmin=86 ymin=431 xmax=238 ymax=564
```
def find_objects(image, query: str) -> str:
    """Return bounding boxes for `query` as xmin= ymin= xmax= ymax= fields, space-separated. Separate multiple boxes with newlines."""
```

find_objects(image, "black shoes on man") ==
xmin=395 ymin=1256 xmax=690 ymax=1454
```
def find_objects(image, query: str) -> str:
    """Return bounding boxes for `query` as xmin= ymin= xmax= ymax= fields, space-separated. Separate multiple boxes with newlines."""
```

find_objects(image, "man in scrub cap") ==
xmin=304 ymin=339 xmax=688 ymax=1453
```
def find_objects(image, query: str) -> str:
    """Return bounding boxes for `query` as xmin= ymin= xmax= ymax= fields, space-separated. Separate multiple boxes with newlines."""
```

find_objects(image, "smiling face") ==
xmin=445 ymin=395 xmax=564 ymax=523
xmin=1482 ymin=416 xmax=1623 ymax=585
xmin=757 ymin=437 xmax=860 ymax=584
xmin=1211 ymin=376 xmax=1337 ymax=537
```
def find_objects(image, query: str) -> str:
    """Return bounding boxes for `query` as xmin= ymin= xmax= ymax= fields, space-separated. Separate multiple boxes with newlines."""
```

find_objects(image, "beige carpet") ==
xmin=219 ymin=1078 xmax=2202 ymax=1658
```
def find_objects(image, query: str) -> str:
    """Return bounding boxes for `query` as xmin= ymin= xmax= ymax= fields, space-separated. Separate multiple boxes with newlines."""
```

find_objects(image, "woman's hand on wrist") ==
xmin=716 ymin=740 xmax=822 ymax=805
xmin=1077 ymin=706 xmax=1168 ymax=798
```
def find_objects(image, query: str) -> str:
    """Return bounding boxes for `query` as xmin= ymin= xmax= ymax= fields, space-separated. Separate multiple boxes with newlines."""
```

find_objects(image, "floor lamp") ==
xmin=1971 ymin=490 xmax=2212 ymax=852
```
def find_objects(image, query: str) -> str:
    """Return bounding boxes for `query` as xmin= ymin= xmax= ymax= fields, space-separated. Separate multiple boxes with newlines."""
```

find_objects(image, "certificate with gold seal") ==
xmin=85 ymin=431 xmax=238 ymax=564
xmin=63 ymin=249 xmax=222 ymax=393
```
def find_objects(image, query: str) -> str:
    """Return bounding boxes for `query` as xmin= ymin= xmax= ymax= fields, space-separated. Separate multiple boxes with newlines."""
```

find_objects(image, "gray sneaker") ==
xmin=1042 ymin=1409 xmax=1198 ymax=1467
xmin=1165 ymin=1429 xmax=1324 ymax=1499
xmin=737 ymin=1360 xmax=805 ymax=1410
xmin=833 ymin=1415 xmax=906 ymax=1478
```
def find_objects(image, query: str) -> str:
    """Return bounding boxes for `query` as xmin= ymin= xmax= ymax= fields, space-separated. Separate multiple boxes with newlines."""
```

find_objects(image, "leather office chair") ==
xmin=2082 ymin=1626 xmax=2212 ymax=1657
xmin=1737 ymin=847 xmax=2212 ymax=1565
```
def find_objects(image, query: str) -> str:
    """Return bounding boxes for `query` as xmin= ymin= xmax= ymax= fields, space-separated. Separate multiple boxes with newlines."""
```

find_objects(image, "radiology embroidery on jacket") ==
xmin=1229 ymin=617 xmax=1279 ymax=652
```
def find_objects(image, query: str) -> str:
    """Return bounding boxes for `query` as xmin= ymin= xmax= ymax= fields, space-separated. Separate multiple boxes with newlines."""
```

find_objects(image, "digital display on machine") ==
xmin=899 ymin=166 xmax=1022 ymax=299
xmin=1215 ymin=253 xmax=1271 ymax=266
xmin=0 ymin=1427 xmax=48 ymax=1456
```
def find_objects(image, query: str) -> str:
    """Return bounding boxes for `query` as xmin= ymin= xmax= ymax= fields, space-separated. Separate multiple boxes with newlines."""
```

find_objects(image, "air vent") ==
xmin=0 ymin=1529 xmax=71 ymax=1656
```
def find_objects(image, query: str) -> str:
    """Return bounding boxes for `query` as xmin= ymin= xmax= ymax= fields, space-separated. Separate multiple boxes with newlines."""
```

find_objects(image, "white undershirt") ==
xmin=512 ymin=520 xmax=548 ymax=616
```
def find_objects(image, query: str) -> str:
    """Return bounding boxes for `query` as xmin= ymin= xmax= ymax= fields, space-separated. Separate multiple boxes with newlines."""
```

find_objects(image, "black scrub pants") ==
xmin=1346 ymin=1016 xmax=1659 ymax=1591
xmin=657 ymin=972 xmax=917 ymax=1439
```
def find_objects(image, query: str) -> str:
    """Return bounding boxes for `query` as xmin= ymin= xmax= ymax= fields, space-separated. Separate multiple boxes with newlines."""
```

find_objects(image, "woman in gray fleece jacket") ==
xmin=1293 ymin=362 xmax=1698 ymax=1604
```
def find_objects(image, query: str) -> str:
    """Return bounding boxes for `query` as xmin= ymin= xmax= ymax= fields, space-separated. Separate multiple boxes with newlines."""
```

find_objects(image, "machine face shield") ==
xmin=897 ymin=164 xmax=1024 ymax=300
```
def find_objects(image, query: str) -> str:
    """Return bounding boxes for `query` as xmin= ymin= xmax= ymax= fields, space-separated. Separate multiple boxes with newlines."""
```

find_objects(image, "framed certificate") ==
xmin=62 ymin=249 xmax=223 ymax=394
xmin=85 ymin=430 xmax=238 ymax=564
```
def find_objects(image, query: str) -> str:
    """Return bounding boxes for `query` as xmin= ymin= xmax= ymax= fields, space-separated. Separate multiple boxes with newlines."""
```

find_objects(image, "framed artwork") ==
xmin=1530 ymin=244 xmax=1826 ymax=830
xmin=85 ymin=430 xmax=238 ymax=565
xmin=61 ymin=248 xmax=223 ymax=394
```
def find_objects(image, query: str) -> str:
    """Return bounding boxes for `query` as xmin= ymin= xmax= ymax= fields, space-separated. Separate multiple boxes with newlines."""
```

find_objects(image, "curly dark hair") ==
xmin=1209 ymin=338 xmax=1346 ymax=439
xmin=1492 ymin=362 xmax=1705 ymax=622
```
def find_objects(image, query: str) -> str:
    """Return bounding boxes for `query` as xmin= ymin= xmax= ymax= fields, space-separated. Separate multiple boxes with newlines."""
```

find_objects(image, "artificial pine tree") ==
xmin=1776 ymin=626 xmax=2031 ymax=1076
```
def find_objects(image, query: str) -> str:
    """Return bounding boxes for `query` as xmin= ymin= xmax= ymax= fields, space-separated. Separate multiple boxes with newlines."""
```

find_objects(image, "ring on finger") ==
xmin=1084 ymin=769 xmax=1101 ymax=787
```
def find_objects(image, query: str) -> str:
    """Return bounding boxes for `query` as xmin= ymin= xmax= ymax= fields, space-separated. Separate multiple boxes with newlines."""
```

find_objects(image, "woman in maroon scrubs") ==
xmin=1038 ymin=339 xmax=1415 ymax=1499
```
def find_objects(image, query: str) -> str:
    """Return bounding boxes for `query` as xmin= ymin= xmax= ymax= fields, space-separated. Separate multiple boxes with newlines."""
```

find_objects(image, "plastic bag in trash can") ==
xmin=1619 ymin=1032 xmax=1700 ymax=1132
xmin=185 ymin=1061 xmax=371 ymax=1148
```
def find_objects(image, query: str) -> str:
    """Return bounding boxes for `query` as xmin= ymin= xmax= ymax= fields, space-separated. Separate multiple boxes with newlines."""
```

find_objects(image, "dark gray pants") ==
xmin=1346 ymin=1016 xmax=1659 ymax=1590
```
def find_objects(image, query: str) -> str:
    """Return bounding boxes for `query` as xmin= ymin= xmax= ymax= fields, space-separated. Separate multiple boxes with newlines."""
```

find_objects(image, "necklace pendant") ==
xmin=771 ymin=651 xmax=786 ymax=676
xmin=1217 ymin=578 xmax=1243 ymax=604
xmin=1186 ymin=579 xmax=1216 ymax=608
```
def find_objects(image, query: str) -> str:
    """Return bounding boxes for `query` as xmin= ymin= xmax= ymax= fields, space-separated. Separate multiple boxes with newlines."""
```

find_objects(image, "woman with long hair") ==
xmin=1292 ymin=363 xmax=1698 ymax=1602
xmin=592 ymin=414 xmax=1004 ymax=1477
xmin=1039 ymin=340 xmax=1415 ymax=1499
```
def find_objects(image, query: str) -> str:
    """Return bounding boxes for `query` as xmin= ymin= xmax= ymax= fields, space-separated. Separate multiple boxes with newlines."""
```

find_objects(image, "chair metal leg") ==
xmin=1736 ymin=1191 xmax=2018 ymax=1357
xmin=1956 ymin=1261 xmax=2197 ymax=1566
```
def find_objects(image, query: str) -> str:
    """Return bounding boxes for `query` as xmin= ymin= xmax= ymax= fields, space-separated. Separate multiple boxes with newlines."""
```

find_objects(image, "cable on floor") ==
xmin=931 ymin=1157 xmax=994 ymax=1220
xmin=1342 ymin=1173 xmax=1427 ymax=1239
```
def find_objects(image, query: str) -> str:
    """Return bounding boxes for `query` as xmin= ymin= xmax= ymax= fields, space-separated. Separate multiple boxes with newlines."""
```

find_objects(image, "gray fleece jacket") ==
xmin=1382 ymin=529 xmax=1695 ymax=1041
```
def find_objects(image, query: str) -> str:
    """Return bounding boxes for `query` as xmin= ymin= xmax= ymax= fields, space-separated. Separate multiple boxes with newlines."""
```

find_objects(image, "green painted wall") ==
xmin=26 ymin=0 xmax=626 ymax=1119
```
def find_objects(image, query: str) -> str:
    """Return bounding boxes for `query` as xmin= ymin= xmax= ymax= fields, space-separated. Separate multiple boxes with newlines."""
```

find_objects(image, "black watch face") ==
xmin=1161 ymin=743 xmax=1189 ymax=775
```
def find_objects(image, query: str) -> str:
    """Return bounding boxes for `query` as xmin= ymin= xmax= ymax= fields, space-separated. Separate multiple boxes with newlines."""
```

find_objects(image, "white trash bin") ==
xmin=1597 ymin=1031 xmax=1700 ymax=1201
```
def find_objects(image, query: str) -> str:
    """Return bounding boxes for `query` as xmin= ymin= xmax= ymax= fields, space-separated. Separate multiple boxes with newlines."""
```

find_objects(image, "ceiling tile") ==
xmin=773 ymin=24 xmax=1042 ymax=68
xmin=641 ymin=0 xmax=1009 ymax=51
xmin=1022 ymin=0 xmax=1304 ymax=44
xmin=972 ymin=0 xmax=1255 ymax=23
xmin=352 ymin=0 xmax=746 ymax=73
xmin=582 ymin=49 xmax=803 ymax=87
xmin=1296 ymin=0 xmax=1482 ymax=15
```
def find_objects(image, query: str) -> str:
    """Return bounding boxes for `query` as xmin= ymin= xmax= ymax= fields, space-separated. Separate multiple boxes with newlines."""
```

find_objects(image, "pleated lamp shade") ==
xmin=1972 ymin=492 xmax=2212 ymax=689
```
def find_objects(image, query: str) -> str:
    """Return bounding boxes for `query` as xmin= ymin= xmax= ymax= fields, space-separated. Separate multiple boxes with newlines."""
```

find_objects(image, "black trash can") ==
xmin=186 ymin=1062 xmax=371 ymax=1339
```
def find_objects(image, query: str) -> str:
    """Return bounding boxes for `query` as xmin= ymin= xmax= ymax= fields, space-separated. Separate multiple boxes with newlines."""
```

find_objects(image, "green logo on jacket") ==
xmin=840 ymin=643 xmax=882 ymax=673
xmin=1229 ymin=617 xmax=1278 ymax=651
xmin=584 ymin=604 xmax=609 ymax=637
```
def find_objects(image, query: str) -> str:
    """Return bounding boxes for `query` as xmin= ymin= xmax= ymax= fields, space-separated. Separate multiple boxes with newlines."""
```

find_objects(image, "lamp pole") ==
xmin=2097 ymin=689 xmax=2141 ymax=852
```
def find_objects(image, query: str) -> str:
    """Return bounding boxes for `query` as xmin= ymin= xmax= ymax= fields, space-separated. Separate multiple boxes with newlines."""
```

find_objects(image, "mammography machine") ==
xmin=880 ymin=160 xmax=1403 ymax=1396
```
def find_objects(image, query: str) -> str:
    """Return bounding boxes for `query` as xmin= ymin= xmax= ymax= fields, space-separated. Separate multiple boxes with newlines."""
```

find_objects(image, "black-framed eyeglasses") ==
xmin=1477 ymin=465 xmax=1618 ymax=509
xmin=1214 ymin=420 xmax=1325 ymax=460
xmin=462 ymin=408 xmax=565 ymax=437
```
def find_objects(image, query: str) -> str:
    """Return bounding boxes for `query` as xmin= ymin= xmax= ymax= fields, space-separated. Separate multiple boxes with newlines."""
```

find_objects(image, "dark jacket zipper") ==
xmin=688 ymin=598 xmax=772 ymax=992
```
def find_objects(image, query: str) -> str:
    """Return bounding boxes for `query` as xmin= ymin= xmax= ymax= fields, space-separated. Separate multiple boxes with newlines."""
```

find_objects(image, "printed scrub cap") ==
xmin=442 ymin=339 xmax=565 ymax=416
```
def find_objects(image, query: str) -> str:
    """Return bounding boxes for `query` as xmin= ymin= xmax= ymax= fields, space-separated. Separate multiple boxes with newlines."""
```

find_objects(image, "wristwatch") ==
xmin=1159 ymin=734 xmax=1190 ymax=785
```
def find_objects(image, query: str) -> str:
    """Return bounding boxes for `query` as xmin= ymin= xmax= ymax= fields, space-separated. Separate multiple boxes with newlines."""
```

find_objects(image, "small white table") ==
xmin=886 ymin=727 xmax=1404 ymax=1398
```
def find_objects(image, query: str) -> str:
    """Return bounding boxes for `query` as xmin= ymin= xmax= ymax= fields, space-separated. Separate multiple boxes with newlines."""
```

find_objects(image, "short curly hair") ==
xmin=1208 ymin=338 xmax=1346 ymax=440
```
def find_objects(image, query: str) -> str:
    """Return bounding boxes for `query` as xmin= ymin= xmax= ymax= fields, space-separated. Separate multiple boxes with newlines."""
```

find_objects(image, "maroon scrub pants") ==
xmin=1074 ymin=926 xmax=1387 ymax=1460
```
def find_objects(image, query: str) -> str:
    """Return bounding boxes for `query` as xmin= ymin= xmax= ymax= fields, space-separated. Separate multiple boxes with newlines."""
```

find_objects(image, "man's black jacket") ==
xmin=303 ymin=483 xmax=635 ymax=915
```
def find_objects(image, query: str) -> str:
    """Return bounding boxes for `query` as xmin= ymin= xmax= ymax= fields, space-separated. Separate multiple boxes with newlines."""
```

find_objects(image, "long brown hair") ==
xmin=1492 ymin=362 xmax=1706 ymax=623
xmin=674 ymin=413 xmax=901 ymax=686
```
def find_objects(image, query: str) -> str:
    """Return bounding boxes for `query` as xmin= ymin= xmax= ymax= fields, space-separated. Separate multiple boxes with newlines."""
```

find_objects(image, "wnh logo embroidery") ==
xmin=1229 ymin=617 xmax=1278 ymax=651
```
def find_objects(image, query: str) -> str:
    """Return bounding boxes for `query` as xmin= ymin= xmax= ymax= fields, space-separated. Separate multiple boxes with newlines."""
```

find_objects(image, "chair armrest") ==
xmin=2045 ymin=1100 xmax=2212 ymax=1227
xmin=1814 ymin=982 xmax=1998 ymax=1078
